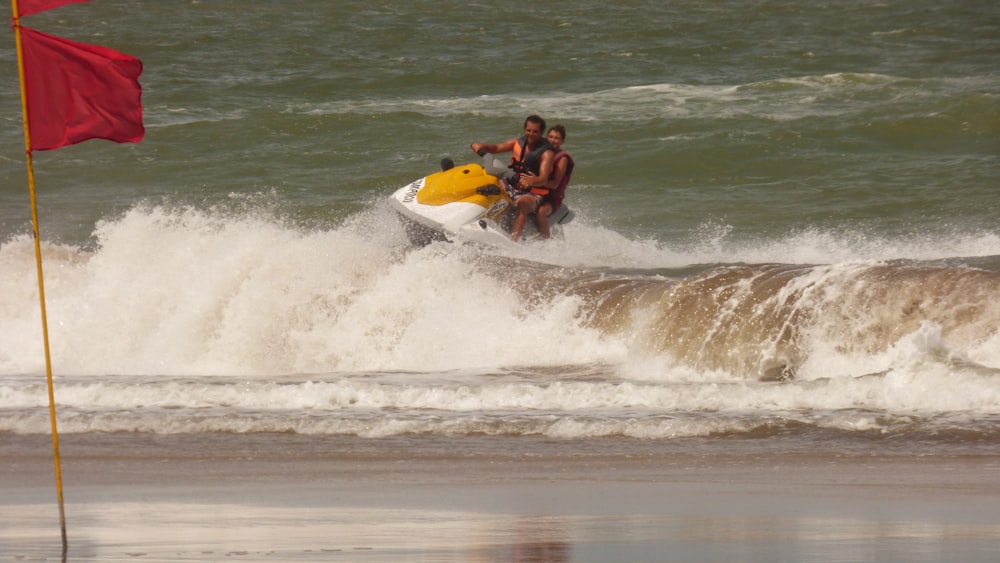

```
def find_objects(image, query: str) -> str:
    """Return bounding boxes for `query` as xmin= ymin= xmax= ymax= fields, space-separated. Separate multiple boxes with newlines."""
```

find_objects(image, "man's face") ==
xmin=524 ymin=122 xmax=543 ymax=145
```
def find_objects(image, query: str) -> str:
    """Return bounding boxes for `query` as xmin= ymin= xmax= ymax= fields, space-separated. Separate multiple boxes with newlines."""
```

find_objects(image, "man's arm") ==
xmin=547 ymin=156 xmax=568 ymax=189
xmin=521 ymin=149 xmax=554 ymax=188
xmin=470 ymin=138 xmax=516 ymax=155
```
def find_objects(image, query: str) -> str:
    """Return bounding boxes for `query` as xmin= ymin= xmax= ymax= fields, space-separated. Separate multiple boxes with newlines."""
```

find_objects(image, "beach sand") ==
xmin=3 ymin=434 xmax=999 ymax=562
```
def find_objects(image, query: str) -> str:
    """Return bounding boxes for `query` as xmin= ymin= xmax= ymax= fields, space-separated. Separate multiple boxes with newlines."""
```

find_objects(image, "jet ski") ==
xmin=389 ymin=152 xmax=574 ymax=247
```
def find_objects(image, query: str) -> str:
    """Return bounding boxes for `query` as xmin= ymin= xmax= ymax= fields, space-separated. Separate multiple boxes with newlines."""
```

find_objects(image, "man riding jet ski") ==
xmin=389 ymin=117 xmax=574 ymax=247
xmin=471 ymin=114 xmax=554 ymax=242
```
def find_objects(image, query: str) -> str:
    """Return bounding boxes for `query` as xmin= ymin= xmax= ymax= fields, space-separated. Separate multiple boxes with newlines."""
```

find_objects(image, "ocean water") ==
xmin=1 ymin=0 xmax=999 ymax=452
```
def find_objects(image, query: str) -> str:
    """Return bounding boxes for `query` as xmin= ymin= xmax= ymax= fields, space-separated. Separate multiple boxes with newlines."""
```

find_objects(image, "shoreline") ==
xmin=4 ymin=435 xmax=1000 ymax=561
xmin=7 ymin=432 xmax=1000 ymax=486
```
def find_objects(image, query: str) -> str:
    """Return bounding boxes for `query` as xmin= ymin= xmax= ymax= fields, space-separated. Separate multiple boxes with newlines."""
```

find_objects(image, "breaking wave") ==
xmin=1 ymin=202 xmax=997 ymax=379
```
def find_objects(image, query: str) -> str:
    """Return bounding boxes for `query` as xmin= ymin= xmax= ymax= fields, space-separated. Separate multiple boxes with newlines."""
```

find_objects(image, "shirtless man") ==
xmin=470 ymin=114 xmax=554 ymax=241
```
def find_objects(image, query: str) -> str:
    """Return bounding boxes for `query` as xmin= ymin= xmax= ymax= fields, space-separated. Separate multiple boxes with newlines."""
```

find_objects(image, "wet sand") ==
xmin=3 ymin=435 xmax=999 ymax=562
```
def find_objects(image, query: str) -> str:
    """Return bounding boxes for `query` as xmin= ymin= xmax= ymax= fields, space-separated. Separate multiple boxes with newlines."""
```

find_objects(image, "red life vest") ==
xmin=544 ymin=150 xmax=574 ymax=210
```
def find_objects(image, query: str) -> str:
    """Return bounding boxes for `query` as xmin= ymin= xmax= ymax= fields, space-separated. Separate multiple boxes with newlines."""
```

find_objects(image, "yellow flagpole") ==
xmin=11 ymin=0 xmax=69 ymax=551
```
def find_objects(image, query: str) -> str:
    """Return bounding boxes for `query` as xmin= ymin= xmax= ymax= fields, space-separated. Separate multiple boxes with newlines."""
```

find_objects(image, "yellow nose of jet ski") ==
xmin=417 ymin=164 xmax=500 ymax=207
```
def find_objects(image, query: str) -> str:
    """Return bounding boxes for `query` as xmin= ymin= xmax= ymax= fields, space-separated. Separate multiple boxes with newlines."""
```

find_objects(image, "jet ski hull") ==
xmin=389 ymin=155 xmax=573 ymax=246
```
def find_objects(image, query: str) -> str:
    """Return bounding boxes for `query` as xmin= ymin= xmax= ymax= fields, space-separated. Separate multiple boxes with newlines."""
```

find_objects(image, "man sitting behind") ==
xmin=519 ymin=124 xmax=574 ymax=239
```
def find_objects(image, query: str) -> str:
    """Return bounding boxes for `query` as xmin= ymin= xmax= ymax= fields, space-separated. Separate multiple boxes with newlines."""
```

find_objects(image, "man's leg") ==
xmin=511 ymin=194 xmax=540 ymax=241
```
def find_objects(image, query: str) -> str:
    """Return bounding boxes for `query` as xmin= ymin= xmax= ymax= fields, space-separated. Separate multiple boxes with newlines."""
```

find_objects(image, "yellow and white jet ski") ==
xmin=389 ymin=152 xmax=574 ymax=246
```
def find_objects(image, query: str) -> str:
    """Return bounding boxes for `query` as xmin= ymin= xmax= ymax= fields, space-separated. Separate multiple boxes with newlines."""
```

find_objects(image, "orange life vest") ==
xmin=510 ymin=135 xmax=553 ymax=184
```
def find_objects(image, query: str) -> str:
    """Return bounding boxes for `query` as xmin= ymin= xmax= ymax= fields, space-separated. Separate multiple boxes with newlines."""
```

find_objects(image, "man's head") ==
xmin=523 ymin=115 xmax=546 ymax=146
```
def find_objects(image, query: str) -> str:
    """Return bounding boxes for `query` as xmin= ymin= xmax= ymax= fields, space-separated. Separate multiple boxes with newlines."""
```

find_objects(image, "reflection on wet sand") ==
xmin=5 ymin=493 xmax=1000 ymax=562
xmin=4 ymin=448 xmax=1000 ymax=562
xmin=471 ymin=516 xmax=570 ymax=562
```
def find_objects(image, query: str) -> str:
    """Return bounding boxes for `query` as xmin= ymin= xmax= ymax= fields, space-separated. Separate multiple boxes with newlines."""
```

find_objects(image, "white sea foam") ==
xmin=0 ymin=204 xmax=620 ymax=376
xmin=485 ymin=216 xmax=1000 ymax=271
xmin=291 ymin=73 xmax=983 ymax=129
xmin=2 ymin=203 xmax=997 ymax=379
xmin=3 ymin=353 xmax=998 ymax=436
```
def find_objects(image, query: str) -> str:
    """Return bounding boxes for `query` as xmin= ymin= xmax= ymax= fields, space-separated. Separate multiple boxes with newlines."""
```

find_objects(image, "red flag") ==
xmin=16 ymin=0 xmax=92 ymax=17
xmin=19 ymin=26 xmax=144 ymax=151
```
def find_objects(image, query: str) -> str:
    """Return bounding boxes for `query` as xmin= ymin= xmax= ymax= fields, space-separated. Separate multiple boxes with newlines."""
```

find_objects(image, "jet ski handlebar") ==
xmin=478 ymin=151 xmax=517 ymax=181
